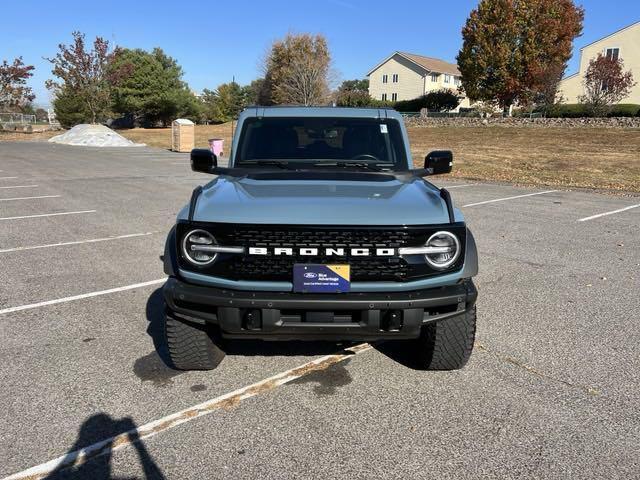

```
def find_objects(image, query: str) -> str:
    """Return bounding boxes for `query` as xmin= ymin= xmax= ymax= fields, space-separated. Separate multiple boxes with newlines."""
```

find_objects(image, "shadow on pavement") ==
xmin=145 ymin=288 xmax=171 ymax=367
xmin=43 ymin=413 xmax=165 ymax=480
xmin=372 ymin=340 xmax=424 ymax=370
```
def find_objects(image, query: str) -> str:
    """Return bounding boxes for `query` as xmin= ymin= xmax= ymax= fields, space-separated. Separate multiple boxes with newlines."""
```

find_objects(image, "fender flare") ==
xmin=461 ymin=228 xmax=479 ymax=278
xmin=163 ymin=225 xmax=179 ymax=277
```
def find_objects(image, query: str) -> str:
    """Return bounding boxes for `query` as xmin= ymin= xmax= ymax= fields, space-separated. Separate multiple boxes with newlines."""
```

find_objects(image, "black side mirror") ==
xmin=190 ymin=148 xmax=217 ymax=174
xmin=424 ymin=150 xmax=453 ymax=175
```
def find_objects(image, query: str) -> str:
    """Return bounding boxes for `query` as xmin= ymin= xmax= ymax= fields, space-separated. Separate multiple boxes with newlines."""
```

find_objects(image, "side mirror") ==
xmin=190 ymin=148 xmax=217 ymax=174
xmin=424 ymin=150 xmax=453 ymax=175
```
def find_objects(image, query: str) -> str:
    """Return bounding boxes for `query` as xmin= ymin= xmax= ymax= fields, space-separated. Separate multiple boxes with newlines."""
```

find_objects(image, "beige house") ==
xmin=367 ymin=51 xmax=471 ymax=110
xmin=559 ymin=20 xmax=640 ymax=104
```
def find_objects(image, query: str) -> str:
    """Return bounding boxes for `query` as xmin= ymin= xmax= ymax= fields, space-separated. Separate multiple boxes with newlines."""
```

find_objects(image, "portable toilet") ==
xmin=171 ymin=118 xmax=195 ymax=152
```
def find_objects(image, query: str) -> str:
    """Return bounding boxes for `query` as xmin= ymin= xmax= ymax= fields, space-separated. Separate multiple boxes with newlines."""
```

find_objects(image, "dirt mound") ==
xmin=48 ymin=124 xmax=145 ymax=147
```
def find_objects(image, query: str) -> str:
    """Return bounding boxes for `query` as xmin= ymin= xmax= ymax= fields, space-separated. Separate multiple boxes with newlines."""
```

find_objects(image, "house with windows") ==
xmin=367 ymin=51 xmax=470 ymax=110
xmin=559 ymin=20 xmax=640 ymax=104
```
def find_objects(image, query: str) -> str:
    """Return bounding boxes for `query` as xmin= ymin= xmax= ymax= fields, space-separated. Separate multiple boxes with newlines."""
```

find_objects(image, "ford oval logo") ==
xmin=304 ymin=272 xmax=318 ymax=279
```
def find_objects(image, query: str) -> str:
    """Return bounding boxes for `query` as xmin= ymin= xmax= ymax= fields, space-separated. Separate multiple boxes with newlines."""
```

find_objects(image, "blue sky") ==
xmin=3 ymin=0 xmax=639 ymax=107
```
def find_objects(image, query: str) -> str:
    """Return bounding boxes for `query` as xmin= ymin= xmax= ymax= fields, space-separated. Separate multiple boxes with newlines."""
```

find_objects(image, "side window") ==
xmin=444 ymin=74 xmax=451 ymax=83
xmin=606 ymin=48 xmax=620 ymax=61
xmin=382 ymin=74 xmax=388 ymax=83
xmin=431 ymin=73 xmax=438 ymax=82
xmin=392 ymin=74 xmax=398 ymax=83
xmin=382 ymin=93 xmax=388 ymax=101
xmin=391 ymin=93 xmax=398 ymax=101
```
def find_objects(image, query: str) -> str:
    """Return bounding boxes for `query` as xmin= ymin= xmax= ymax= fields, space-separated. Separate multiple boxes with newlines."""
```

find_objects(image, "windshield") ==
xmin=234 ymin=116 xmax=408 ymax=169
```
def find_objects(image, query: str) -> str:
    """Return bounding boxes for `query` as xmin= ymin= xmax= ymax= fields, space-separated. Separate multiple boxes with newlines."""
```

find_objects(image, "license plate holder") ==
xmin=293 ymin=264 xmax=350 ymax=293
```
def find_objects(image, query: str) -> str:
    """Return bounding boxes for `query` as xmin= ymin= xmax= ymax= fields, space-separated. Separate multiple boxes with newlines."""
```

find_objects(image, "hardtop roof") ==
xmin=239 ymin=106 xmax=404 ymax=121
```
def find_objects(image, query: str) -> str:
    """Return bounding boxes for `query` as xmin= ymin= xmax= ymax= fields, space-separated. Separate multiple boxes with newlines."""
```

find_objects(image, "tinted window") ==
xmin=235 ymin=117 xmax=408 ymax=167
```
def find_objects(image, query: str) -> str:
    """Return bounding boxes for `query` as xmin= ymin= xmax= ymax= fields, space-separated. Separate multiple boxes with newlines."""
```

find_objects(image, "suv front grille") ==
xmin=177 ymin=223 xmax=466 ymax=282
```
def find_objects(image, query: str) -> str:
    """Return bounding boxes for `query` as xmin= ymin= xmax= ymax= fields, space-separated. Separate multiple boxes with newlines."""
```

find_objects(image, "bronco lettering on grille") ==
xmin=248 ymin=247 xmax=395 ymax=257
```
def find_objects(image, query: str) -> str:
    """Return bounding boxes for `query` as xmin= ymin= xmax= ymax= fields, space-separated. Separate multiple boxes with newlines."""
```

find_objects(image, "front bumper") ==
xmin=163 ymin=277 xmax=477 ymax=341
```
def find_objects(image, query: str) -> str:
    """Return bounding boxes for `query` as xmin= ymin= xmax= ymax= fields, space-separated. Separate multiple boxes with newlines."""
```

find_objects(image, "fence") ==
xmin=0 ymin=113 xmax=37 ymax=124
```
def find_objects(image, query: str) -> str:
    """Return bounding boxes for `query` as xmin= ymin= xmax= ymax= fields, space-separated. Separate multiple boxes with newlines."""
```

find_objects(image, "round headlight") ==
xmin=424 ymin=231 xmax=460 ymax=269
xmin=182 ymin=229 xmax=217 ymax=265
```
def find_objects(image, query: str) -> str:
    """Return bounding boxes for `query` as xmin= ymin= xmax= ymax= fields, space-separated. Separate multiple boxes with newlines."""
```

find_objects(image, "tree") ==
xmin=52 ymin=86 xmax=93 ymax=127
xmin=109 ymin=48 xmax=200 ymax=126
xmin=35 ymin=108 xmax=48 ymax=122
xmin=0 ymin=57 xmax=35 ymax=112
xmin=579 ymin=54 xmax=635 ymax=117
xmin=201 ymin=81 xmax=248 ymax=123
xmin=46 ymin=31 xmax=115 ymax=124
xmin=457 ymin=0 xmax=584 ymax=115
xmin=335 ymin=79 xmax=373 ymax=107
xmin=533 ymin=62 xmax=566 ymax=115
xmin=244 ymin=78 xmax=266 ymax=105
xmin=262 ymin=33 xmax=332 ymax=105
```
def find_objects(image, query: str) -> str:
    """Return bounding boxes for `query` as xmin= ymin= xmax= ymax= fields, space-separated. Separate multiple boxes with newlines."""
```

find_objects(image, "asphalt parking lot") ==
xmin=0 ymin=141 xmax=638 ymax=479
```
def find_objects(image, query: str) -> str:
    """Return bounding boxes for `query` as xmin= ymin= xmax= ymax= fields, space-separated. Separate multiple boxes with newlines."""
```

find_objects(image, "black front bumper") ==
xmin=163 ymin=277 xmax=477 ymax=341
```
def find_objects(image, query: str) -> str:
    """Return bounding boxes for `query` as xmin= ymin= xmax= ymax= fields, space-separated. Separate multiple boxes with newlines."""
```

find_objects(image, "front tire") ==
xmin=414 ymin=306 xmax=476 ymax=370
xmin=164 ymin=309 xmax=225 ymax=370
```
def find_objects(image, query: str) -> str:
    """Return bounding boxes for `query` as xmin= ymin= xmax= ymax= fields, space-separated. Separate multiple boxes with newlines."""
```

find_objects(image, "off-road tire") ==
xmin=414 ymin=306 xmax=476 ymax=370
xmin=164 ymin=310 xmax=225 ymax=370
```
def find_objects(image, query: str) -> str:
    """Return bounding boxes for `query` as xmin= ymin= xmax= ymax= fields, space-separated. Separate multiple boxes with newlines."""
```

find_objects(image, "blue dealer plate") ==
xmin=293 ymin=264 xmax=351 ymax=293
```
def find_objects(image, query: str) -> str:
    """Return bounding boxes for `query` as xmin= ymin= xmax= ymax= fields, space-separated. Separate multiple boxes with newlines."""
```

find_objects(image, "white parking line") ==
xmin=0 ymin=185 xmax=38 ymax=190
xmin=0 ymin=232 xmax=156 ymax=254
xmin=0 ymin=278 xmax=165 ymax=316
xmin=463 ymin=190 xmax=558 ymax=207
xmin=0 ymin=210 xmax=96 ymax=221
xmin=577 ymin=203 xmax=640 ymax=222
xmin=0 ymin=176 xmax=18 ymax=180
xmin=442 ymin=184 xmax=475 ymax=189
xmin=2 ymin=343 xmax=371 ymax=480
xmin=0 ymin=195 xmax=60 ymax=202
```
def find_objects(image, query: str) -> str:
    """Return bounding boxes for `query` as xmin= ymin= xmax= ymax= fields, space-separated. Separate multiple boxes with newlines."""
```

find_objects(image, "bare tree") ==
xmin=579 ymin=54 xmax=635 ymax=116
xmin=279 ymin=55 xmax=329 ymax=106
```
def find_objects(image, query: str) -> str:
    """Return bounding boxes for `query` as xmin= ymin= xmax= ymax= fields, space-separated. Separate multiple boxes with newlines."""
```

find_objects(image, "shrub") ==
xmin=394 ymin=89 xmax=462 ymax=113
xmin=547 ymin=104 xmax=590 ymax=118
xmin=608 ymin=104 xmax=640 ymax=117
xmin=543 ymin=103 xmax=640 ymax=118
xmin=393 ymin=97 xmax=424 ymax=112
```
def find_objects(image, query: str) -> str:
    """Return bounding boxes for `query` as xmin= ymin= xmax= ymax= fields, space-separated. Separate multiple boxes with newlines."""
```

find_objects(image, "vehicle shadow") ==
xmin=372 ymin=340 xmax=424 ymax=370
xmin=144 ymin=288 xmax=171 ymax=367
xmin=42 ymin=413 xmax=165 ymax=480
xmin=145 ymin=288 xmax=358 ymax=366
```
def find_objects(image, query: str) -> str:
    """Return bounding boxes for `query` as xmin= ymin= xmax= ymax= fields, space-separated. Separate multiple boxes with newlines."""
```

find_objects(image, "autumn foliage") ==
xmin=457 ymin=0 xmax=584 ymax=114
xmin=579 ymin=54 xmax=636 ymax=116
xmin=45 ymin=32 xmax=116 ymax=124
xmin=0 ymin=57 xmax=35 ymax=112
xmin=262 ymin=34 xmax=332 ymax=106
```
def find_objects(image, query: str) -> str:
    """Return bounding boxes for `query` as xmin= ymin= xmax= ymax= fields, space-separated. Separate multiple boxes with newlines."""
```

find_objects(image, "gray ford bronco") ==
xmin=162 ymin=107 xmax=478 ymax=371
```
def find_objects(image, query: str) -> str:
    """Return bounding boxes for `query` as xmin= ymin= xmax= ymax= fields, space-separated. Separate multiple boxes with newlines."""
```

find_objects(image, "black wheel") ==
xmin=163 ymin=309 xmax=225 ymax=370
xmin=414 ymin=306 xmax=476 ymax=370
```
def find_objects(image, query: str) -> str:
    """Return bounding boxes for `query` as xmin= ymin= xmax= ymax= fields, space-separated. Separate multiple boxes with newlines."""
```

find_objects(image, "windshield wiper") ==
xmin=239 ymin=160 xmax=297 ymax=170
xmin=313 ymin=161 xmax=392 ymax=172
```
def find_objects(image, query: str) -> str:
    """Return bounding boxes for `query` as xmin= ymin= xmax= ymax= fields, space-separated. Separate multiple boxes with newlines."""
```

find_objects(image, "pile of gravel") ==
xmin=48 ymin=124 xmax=145 ymax=147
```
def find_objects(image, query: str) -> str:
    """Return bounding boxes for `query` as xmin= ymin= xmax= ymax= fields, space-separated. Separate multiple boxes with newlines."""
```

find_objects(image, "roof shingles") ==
xmin=398 ymin=51 xmax=461 ymax=76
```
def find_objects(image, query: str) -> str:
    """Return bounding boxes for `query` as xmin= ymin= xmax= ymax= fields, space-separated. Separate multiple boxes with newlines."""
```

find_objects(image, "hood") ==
xmin=182 ymin=175 xmax=462 ymax=226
